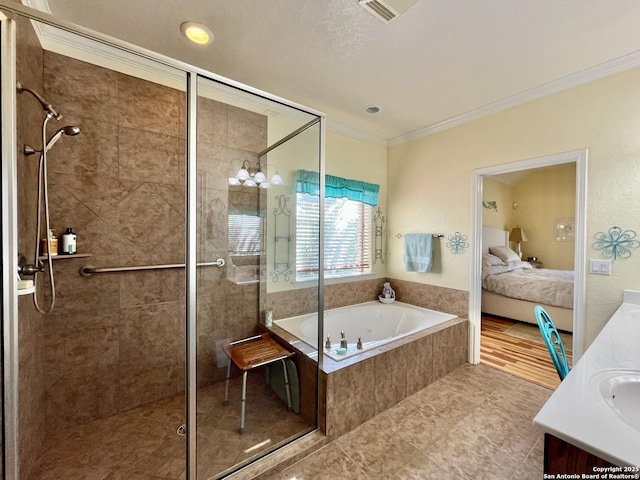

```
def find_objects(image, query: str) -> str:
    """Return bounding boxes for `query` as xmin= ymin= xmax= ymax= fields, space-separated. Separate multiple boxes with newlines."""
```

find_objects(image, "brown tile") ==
xmin=79 ymin=219 xmax=143 ymax=256
xmin=118 ymin=73 xmax=181 ymax=137
xmin=118 ymin=303 xmax=185 ymax=368
xmin=45 ymin=114 xmax=119 ymax=178
xmin=197 ymin=96 xmax=228 ymax=146
xmin=44 ymin=51 xmax=119 ymax=125
xmin=47 ymin=182 xmax=99 ymax=233
xmin=405 ymin=334 xmax=434 ymax=395
xmin=98 ymin=184 xmax=184 ymax=251
xmin=44 ymin=308 xmax=119 ymax=375
xmin=49 ymin=172 xmax=142 ymax=217
xmin=45 ymin=365 xmax=119 ymax=433
xmin=374 ymin=346 xmax=408 ymax=414
xmin=118 ymin=127 xmax=182 ymax=185
xmin=48 ymin=256 xmax=121 ymax=313
xmin=119 ymin=268 xmax=185 ymax=307
xmin=280 ymin=443 xmax=369 ymax=480
xmin=227 ymin=106 xmax=267 ymax=153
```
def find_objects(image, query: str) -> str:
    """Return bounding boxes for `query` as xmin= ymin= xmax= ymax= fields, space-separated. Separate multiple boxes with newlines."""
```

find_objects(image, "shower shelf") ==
xmin=38 ymin=253 xmax=92 ymax=261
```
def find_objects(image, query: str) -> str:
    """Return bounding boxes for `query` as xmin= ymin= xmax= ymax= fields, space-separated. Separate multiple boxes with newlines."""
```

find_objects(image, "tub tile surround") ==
xmin=323 ymin=318 xmax=468 ymax=438
xmin=266 ymin=277 xmax=470 ymax=439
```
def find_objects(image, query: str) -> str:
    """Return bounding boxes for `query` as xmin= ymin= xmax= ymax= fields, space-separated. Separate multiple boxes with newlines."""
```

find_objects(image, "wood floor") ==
xmin=480 ymin=315 xmax=573 ymax=390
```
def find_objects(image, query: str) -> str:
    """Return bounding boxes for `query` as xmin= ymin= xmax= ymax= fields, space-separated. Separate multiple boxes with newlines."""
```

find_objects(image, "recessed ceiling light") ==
xmin=364 ymin=105 xmax=381 ymax=114
xmin=181 ymin=22 xmax=214 ymax=46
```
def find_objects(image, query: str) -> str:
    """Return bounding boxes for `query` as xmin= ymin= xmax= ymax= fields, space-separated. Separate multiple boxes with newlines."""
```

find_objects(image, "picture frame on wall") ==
xmin=555 ymin=217 xmax=575 ymax=242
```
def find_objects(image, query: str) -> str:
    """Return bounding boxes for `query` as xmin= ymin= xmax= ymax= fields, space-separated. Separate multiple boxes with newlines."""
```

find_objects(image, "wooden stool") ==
xmin=222 ymin=333 xmax=295 ymax=434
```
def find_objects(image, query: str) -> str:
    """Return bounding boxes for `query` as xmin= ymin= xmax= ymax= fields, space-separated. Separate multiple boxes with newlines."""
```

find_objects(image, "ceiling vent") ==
xmin=359 ymin=0 xmax=419 ymax=23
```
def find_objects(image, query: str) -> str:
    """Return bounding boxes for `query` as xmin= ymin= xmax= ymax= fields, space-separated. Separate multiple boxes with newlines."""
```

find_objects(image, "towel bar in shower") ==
xmin=79 ymin=258 xmax=225 ymax=276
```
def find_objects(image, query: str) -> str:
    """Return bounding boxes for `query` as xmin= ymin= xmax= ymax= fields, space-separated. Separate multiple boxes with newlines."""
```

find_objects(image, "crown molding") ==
xmin=326 ymin=119 xmax=388 ymax=146
xmin=388 ymin=49 xmax=640 ymax=147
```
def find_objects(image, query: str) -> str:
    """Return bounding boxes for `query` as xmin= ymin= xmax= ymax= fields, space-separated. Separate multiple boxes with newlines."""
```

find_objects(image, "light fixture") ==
xmin=510 ymin=226 xmax=529 ymax=259
xmin=181 ymin=22 xmax=214 ymax=45
xmin=229 ymin=160 xmax=281 ymax=189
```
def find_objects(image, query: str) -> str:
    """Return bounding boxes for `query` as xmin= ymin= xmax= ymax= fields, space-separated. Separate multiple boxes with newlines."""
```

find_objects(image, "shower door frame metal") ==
xmin=1 ymin=13 xmax=20 ymax=480
xmin=0 ymin=2 xmax=326 ymax=478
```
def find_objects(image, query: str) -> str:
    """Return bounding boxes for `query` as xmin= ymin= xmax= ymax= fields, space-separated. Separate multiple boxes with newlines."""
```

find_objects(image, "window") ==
xmin=228 ymin=214 xmax=263 ymax=255
xmin=294 ymin=169 xmax=379 ymax=281
xmin=296 ymin=193 xmax=372 ymax=280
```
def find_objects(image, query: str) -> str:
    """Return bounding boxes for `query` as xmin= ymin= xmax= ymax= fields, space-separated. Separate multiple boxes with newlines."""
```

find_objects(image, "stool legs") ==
xmin=281 ymin=359 xmax=292 ymax=411
xmin=223 ymin=359 xmax=231 ymax=406
xmin=239 ymin=371 xmax=248 ymax=434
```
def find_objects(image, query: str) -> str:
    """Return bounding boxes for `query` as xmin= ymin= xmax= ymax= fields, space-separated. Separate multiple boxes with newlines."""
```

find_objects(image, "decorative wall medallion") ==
xmin=483 ymin=201 xmax=497 ymax=212
xmin=373 ymin=207 xmax=385 ymax=264
xmin=271 ymin=195 xmax=293 ymax=282
xmin=592 ymin=226 xmax=640 ymax=259
xmin=446 ymin=232 xmax=469 ymax=255
xmin=555 ymin=217 xmax=574 ymax=242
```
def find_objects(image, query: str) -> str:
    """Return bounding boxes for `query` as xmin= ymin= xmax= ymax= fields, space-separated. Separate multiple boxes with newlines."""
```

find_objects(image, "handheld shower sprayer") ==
xmin=16 ymin=81 xmax=63 ymax=120
xmin=17 ymin=81 xmax=80 ymax=314
xmin=24 ymin=126 xmax=81 ymax=156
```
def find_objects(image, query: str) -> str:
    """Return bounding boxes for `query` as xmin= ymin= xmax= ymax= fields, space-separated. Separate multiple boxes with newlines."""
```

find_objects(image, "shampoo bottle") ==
xmin=61 ymin=227 xmax=77 ymax=254
xmin=48 ymin=229 xmax=58 ymax=256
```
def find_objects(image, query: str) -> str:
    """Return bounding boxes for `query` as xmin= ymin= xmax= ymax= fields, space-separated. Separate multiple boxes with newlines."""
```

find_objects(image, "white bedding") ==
xmin=482 ymin=261 xmax=574 ymax=309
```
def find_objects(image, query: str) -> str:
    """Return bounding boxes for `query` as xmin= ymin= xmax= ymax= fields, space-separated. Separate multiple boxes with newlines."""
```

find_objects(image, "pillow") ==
xmin=489 ymin=245 xmax=520 ymax=263
xmin=482 ymin=253 xmax=506 ymax=267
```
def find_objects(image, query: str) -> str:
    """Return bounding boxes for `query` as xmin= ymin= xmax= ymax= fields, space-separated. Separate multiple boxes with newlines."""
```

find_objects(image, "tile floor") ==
xmin=27 ymin=369 xmax=314 ymax=480
xmin=265 ymin=364 xmax=551 ymax=480
xmin=27 ymin=364 xmax=550 ymax=480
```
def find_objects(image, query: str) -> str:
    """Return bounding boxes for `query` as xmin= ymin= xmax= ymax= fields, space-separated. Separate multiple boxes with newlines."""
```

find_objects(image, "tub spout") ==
xmin=325 ymin=335 xmax=331 ymax=349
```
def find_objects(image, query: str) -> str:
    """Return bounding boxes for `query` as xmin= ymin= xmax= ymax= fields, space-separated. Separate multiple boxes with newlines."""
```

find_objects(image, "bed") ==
xmin=481 ymin=226 xmax=574 ymax=332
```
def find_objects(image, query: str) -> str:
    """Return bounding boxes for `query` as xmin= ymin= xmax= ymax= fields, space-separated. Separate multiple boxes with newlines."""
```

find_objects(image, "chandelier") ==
xmin=228 ymin=160 xmax=282 ymax=189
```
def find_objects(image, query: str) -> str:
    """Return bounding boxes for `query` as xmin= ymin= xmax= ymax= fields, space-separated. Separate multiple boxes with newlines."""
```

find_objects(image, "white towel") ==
xmin=404 ymin=233 xmax=433 ymax=273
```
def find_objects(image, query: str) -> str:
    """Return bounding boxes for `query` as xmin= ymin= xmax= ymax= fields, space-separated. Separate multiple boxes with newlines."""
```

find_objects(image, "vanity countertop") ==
xmin=534 ymin=290 xmax=640 ymax=467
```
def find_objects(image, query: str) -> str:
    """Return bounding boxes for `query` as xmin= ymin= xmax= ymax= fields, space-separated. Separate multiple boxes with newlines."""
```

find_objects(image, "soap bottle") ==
xmin=61 ymin=227 xmax=77 ymax=255
xmin=48 ymin=229 xmax=58 ymax=256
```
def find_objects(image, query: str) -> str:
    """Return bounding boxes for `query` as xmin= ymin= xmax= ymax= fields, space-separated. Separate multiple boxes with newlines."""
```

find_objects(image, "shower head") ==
xmin=16 ymin=81 xmax=63 ymax=121
xmin=23 ymin=126 xmax=80 ymax=156
xmin=45 ymin=126 xmax=80 ymax=151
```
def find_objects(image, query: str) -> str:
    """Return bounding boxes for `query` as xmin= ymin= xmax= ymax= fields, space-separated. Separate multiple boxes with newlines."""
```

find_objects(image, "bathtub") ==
xmin=274 ymin=300 xmax=457 ymax=361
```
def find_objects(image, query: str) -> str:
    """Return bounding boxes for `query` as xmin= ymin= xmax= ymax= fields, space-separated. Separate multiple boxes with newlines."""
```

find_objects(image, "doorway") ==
xmin=469 ymin=150 xmax=587 ymax=374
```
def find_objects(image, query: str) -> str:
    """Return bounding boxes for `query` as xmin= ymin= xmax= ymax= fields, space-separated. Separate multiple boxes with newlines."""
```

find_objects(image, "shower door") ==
xmin=193 ymin=74 xmax=322 ymax=478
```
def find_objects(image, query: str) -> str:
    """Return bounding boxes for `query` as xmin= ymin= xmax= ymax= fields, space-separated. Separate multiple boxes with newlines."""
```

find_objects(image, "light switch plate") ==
xmin=590 ymin=259 xmax=612 ymax=275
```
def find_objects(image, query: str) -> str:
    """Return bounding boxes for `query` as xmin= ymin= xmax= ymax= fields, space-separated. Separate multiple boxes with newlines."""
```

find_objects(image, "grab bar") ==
xmin=79 ymin=258 xmax=225 ymax=277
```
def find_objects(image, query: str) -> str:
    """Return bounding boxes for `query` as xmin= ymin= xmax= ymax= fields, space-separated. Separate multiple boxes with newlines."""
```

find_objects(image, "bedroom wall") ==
xmin=482 ymin=177 xmax=514 ymax=229
xmin=388 ymin=64 xmax=640 ymax=349
xmin=511 ymin=164 xmax=576 ymax=270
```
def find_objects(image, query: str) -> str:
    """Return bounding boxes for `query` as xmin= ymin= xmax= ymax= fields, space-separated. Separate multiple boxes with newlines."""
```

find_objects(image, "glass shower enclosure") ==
xmin=1 ymin=6 xmax=323 ymax=479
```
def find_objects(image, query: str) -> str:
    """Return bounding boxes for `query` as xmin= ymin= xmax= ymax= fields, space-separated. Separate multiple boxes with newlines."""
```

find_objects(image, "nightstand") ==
xmin=528 ymin=261 xmax=543 ymax=269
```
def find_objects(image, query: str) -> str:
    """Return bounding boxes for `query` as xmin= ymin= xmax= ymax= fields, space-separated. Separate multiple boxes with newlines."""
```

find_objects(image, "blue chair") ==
xmin=534 ymin=306 xmax=571 ymax=380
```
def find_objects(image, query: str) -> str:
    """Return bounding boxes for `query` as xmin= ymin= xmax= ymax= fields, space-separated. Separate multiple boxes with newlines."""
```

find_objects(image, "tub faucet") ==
xmin=357 ymin=337 xmax=363 ymax=349
xmin=325 ymin=335 xmax=331 ymax=349
xmin=340 ymin=331 xmax=348 ymax=349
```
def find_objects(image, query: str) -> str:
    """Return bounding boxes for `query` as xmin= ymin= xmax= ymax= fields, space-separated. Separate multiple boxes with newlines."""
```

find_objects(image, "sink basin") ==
xmin=596 ymin=370 xmax=640 ymax=432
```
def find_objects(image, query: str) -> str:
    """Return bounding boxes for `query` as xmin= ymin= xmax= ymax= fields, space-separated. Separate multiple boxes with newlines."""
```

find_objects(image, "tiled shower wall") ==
xmin=25 ymin=51 xmax=268 ymax=437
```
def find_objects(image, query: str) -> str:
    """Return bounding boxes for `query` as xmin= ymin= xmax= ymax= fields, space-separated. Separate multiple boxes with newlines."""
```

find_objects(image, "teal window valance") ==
xmin=295 ymin=169 xmax=379 ymax=206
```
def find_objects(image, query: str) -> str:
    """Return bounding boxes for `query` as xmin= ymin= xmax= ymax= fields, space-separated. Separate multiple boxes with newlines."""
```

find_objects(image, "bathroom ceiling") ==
xmin=25 ymin=0 xmax=640 ymax=143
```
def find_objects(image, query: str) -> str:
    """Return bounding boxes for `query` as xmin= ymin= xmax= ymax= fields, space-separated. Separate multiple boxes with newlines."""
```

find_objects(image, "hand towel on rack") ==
xmin=404 ymin=233 xmax=433 ymax=272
